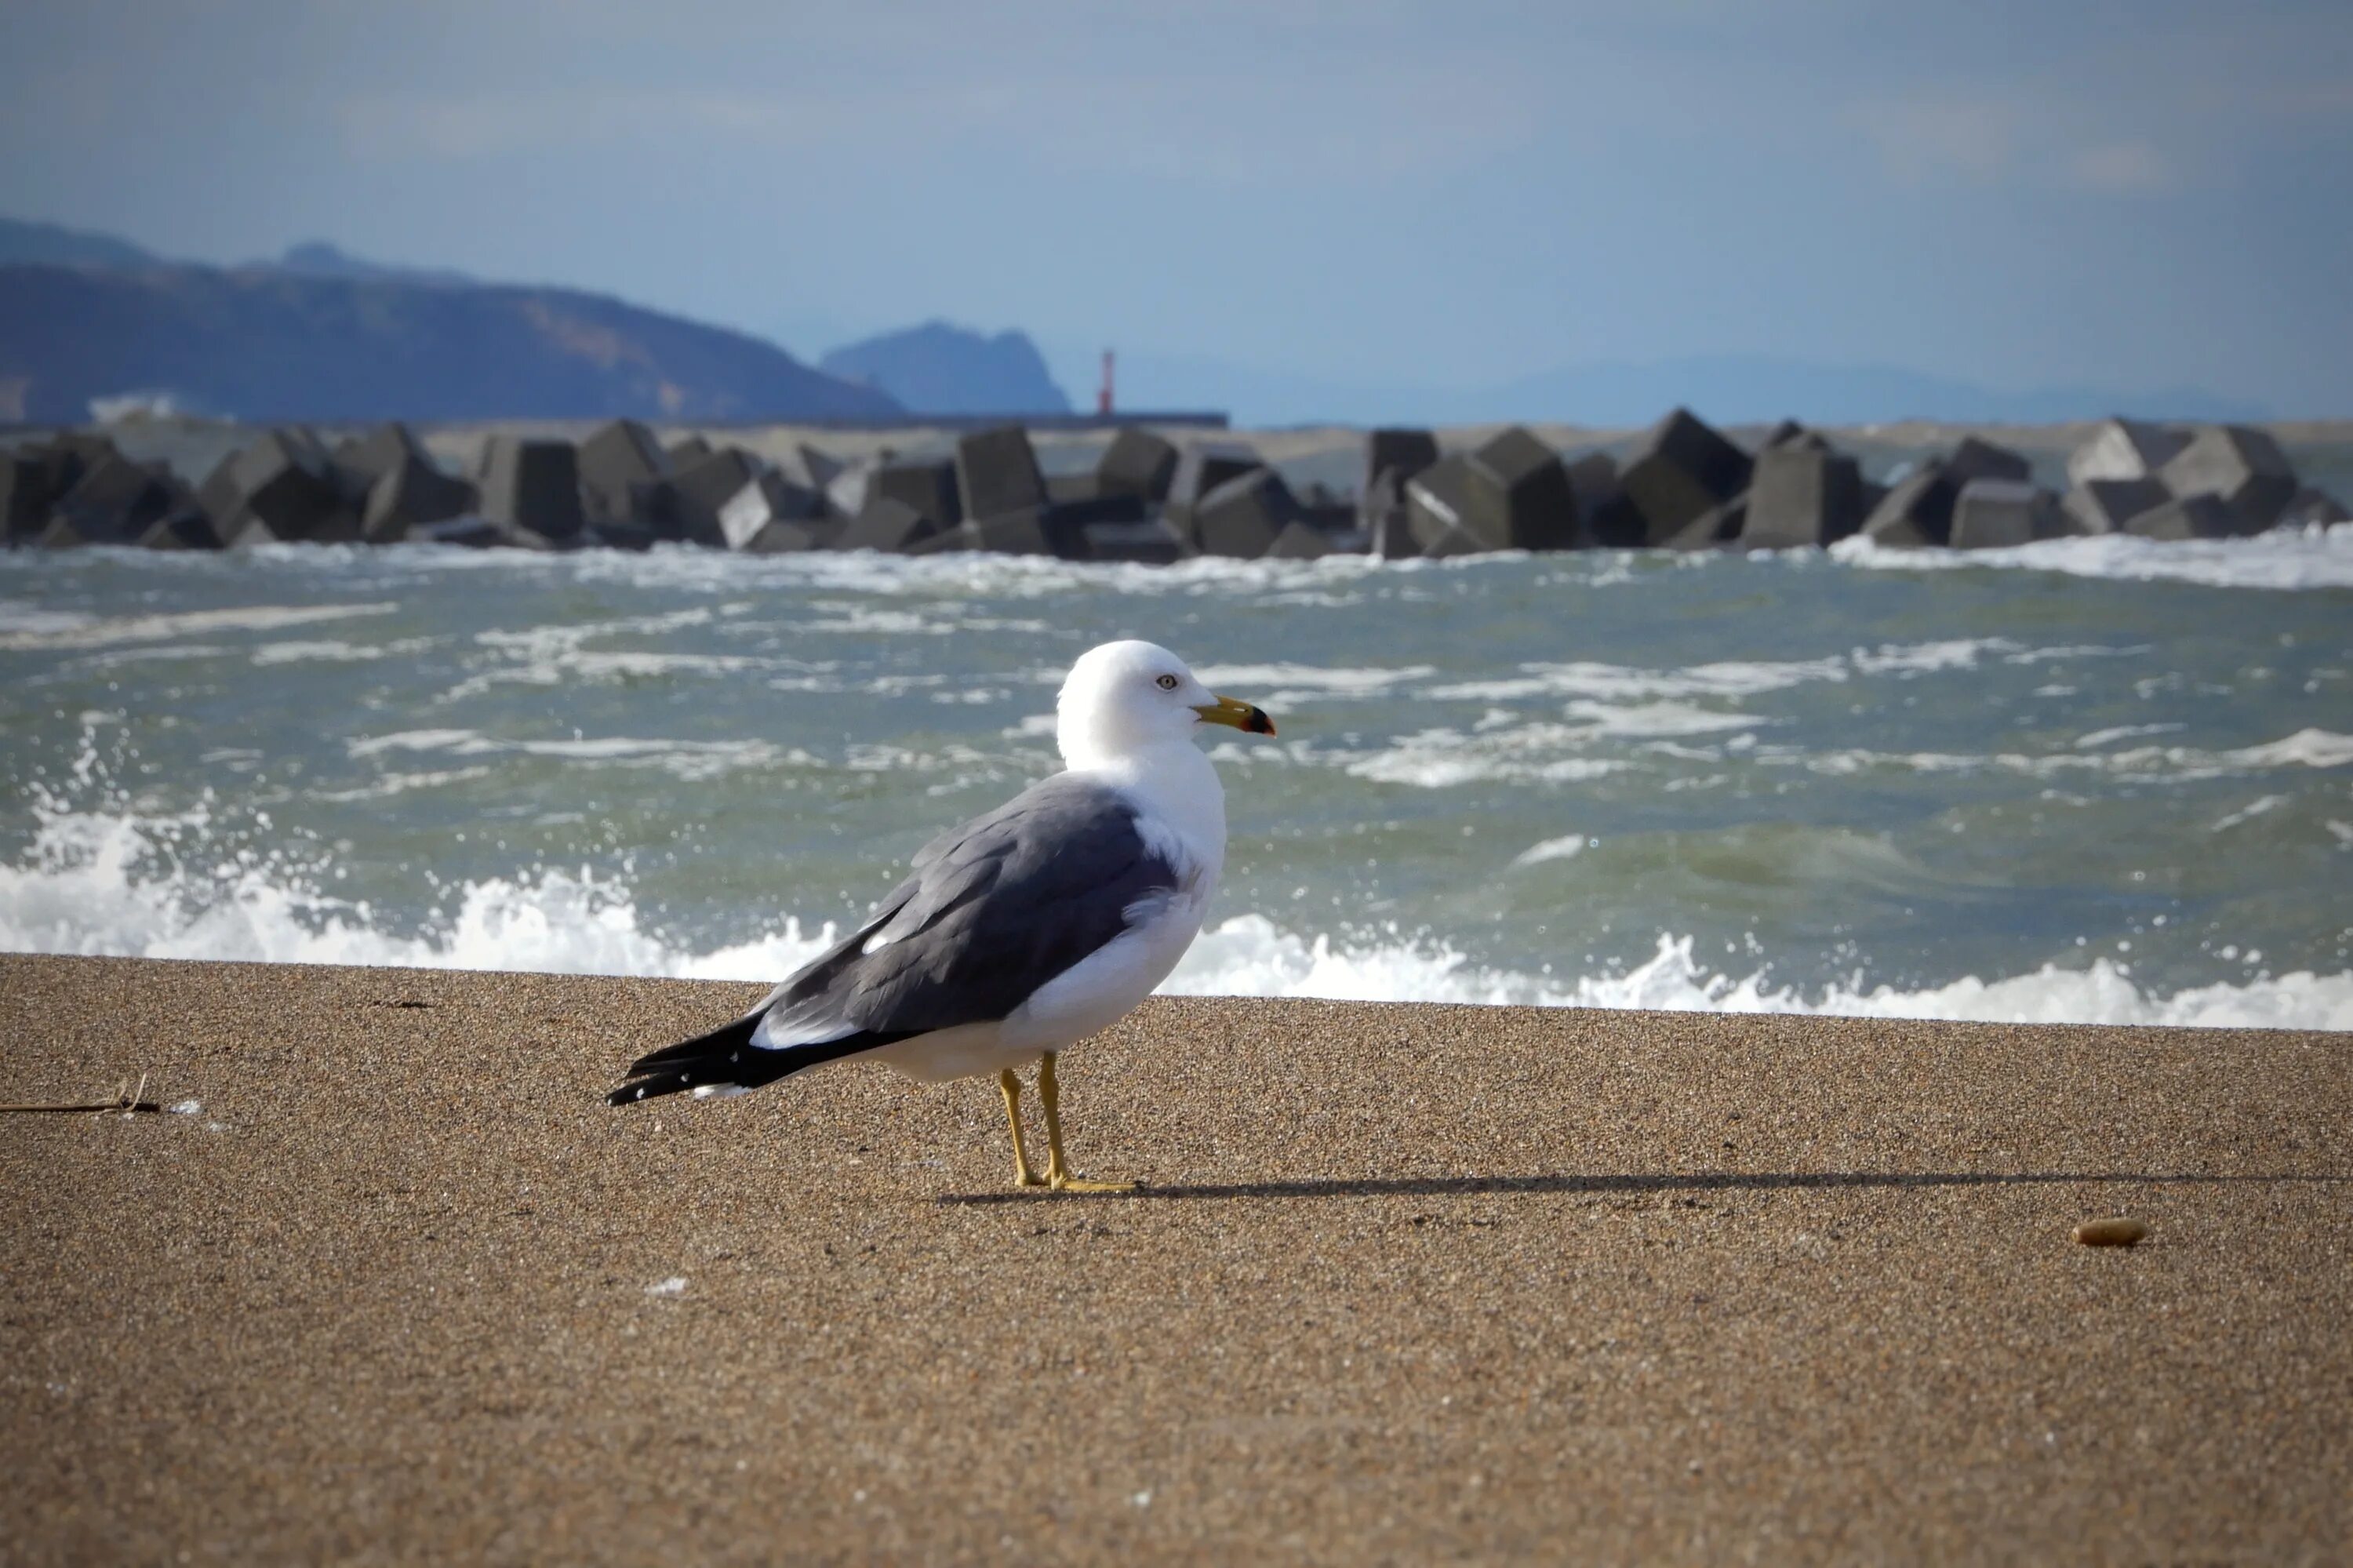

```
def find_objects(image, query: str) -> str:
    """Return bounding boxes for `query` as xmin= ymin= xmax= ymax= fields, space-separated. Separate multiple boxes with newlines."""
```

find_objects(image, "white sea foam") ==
xmin=1422 ymin=639 xmax=2117 ymax=708
xmin=1511 ymin=835 xmax=1591 ymax=867
xmin=1191 ymin=663 xmax=1435 ymax=708
xmin=1831 ymin=523 xmax=2353 ymax=591
xmin=344 ymin=728 xmax=802 ymax=780
xmin=1340 ymin=725 xmax=1627 ymax=788
xmin=2 ymin=808 xmax=2344 ymax=1031
xmin=1562 ymin=698 xmax=1763 ymax=738
xmin=1427 ymin=656 xmax=1847 ymax=703
xmin=0 ymin=602 xmax=400 ymax=652
xmin=1166 ymin=920 xmax=2353 ymax=1030
xmin=1763 ymin=729 xmax=2353 ymax=784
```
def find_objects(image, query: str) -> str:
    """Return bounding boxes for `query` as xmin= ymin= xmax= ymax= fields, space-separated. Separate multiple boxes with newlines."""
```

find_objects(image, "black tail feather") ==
xmin=605 ymin=1011 xmax=898 ymax=1106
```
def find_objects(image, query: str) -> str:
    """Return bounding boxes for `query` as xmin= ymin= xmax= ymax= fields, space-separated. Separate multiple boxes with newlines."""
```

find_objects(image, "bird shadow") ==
xmin=935 ymin=1168 xmax=2345 ymax=1205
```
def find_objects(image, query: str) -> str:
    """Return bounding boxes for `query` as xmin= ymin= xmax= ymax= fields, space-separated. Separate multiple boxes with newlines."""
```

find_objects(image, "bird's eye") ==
xmin=1155 ymin=674 xmax=1180 ymax=690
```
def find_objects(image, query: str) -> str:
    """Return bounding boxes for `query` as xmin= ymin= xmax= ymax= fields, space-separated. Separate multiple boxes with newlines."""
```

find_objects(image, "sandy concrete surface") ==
xmin=3 ymin=953 xmax=2348 ymax=1564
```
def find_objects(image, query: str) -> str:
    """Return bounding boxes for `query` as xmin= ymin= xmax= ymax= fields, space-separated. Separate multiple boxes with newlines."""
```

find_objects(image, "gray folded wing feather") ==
xmin=753 ymin=773 xmax=1183 ymax=1046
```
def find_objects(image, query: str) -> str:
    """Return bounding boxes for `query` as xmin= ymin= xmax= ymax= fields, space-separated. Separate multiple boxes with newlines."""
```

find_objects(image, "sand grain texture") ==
xmin=3 ymin=954 xmax=2348 ymax=1563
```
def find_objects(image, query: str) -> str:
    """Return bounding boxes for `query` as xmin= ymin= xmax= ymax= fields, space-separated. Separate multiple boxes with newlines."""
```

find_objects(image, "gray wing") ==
xmin=754 ymin=773 xmax=1184 ymax=1046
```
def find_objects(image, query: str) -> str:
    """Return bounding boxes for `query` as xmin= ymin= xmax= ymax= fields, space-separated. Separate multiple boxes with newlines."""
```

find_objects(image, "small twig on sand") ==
xmin=0 ymin=1075 xmax=166 ymax=1115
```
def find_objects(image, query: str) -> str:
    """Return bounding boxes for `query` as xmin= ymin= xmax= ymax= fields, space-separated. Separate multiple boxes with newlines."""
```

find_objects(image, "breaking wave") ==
xmin=1828 ymin=522 xmax=2353 ymax=591
xmin=5 ymin=804 xmax=2344 ymax=1031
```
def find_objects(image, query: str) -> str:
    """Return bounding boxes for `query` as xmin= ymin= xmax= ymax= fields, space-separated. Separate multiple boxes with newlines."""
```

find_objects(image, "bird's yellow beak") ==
xmin=1193 ymin=694 xmax=1277 ymax=737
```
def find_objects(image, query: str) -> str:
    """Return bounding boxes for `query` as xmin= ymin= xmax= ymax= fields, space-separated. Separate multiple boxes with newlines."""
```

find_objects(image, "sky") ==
xmin=2 ymin=0 xmax=2349 ymax=419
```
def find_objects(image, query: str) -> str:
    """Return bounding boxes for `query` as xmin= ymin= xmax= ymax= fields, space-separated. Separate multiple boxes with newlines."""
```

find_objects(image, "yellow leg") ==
xmin=1000 ymin=1069 xmax=1046 ymax=1188
xmin=1037 ymin=1051 xmax=1136 ymax=1192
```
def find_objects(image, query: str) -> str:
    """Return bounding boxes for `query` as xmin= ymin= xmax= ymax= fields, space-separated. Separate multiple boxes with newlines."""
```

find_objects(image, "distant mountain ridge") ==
xmin=0 ymin=215 xmax=166 ymax=272
xmin=0 ymin=260 xmax=902 ymax=425
xmin=263 ymin=241 xmax=476 ymax=288
xmin=821 ymin=321 xmax=1071 ymax=415
xmin=0 ymin=214 xmax=899 ymax=424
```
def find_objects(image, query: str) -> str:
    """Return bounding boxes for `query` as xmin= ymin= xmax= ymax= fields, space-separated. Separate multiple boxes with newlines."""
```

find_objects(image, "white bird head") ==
xmin=1055 ymin=640 xmax=1275 ymax=769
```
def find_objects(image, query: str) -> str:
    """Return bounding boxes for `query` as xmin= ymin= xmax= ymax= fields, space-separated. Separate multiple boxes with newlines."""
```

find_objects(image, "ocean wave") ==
xmin=1830 ymin=522 xmax=2353 ymax=591
xmin=3 ymin=809 xmax=2344 ymax=1031
xmin=0 ymin=602 xmax=400 ymax=652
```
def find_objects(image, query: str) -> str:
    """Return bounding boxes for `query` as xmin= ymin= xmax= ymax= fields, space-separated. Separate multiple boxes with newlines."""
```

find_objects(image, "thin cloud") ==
xmin=2066 ymin=141 xmax=2173 ymax=195
xmin=337 ymin=89 xmax=838 ymax=160
xmin=1853 ymin=95 xmax=2017 ymax=186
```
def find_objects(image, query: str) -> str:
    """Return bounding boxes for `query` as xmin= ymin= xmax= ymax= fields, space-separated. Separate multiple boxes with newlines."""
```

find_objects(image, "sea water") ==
xmin=2 ymin=528 xmax=2349 ymax=1029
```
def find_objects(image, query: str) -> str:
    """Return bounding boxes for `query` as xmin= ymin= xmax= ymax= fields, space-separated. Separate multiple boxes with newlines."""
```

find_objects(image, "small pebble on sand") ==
xmin=2073 ymin=1217 xmax=2149 ymax=1247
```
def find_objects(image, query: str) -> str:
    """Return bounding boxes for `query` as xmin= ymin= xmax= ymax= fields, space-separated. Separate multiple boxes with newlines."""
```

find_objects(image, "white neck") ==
xmin=1064 ymin=737 xmax=1227 ymax=873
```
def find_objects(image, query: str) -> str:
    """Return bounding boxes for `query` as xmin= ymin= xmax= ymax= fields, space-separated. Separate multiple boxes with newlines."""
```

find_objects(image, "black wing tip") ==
xmin=605 ymin=1074 xmax=690 ymax=1107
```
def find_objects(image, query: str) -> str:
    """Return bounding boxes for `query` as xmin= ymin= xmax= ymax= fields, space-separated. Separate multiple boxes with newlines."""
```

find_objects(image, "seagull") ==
xmin=606 ymin=639 xmax=1277 ymax=1191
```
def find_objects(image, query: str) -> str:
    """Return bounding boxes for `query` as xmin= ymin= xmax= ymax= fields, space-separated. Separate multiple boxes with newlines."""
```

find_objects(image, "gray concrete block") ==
xmin=902 ymin=510 xmax=1060 ymax=558
xmin=1859 ymin=467 xmax=1951 ymax=548
xmin=667 ymin=448 xmax=763 ymax=547
xmin=49 ymin=453 xmax=183 ymax=545
xmin=792 ymin=443 xmax=845 ymax=493
xmin=1358 ymin=465 xmax=1404 ymax=538
xmin=226 ymin=428 xmax=356 ymax=542
xmin=742 ymin=517 xmax=838 ymax=554
xmin=955 ymin=425 xmax=1047 ymax=522
xmin=587 ymin=519 xmax=660 ymax=552
xmin=2067 ymin=417 xmax=2190 ymax=487
xmin=1364 ymin=428 xmax=1438 ymax=496
xmin=718 ymin=471 xmax=825 ymax=551
xmin=28 ymin=433 xmax=119 ymax=500
xmin=2158 ymin=424 xmax=2297 ymax=533
xmin=2279 ymin=486 xmax=2349 ymax=527
xmin=33 ymin=515 xmax=111 ymax=549
xmin=1467 ymin=426 xmax=1579 ymax=550
xmin=2 ymin=454 xmax=52 ymax=543
xmin=1947 ymin=436 xmax=2031 ymax=486
xmin=213 ymin=511 xmax=283 ymax=548
xmin=1855 ymin=442 xmax=2020 ymax=549
xmin=967 ymin=508 xmax=1056 ymax=556
xmin=331 ymin=424 xmax=435 ymax=495
xmin=1300 ymin=498 xmax=1357 ymax=536
xmin=1404 ymin=454 xmax=1485 ymax=553
xmin=2123 ymin=491 xmax=2239 ymax=540
xmin=1262 ymin=519 xmax=1333 ymax=560
xmin=192 ymin=452 xmax=241 ymax=530
xmin=138 ymin=511 xmax=224 ymax=551
xmin=362 ymin=454 xmax=477 ymax=544
xmin=1615 ymin=408 xmax=1752 ymax=544
xmin=476 ymin=437 xmax=584 ymax=541
xmin=1950 ymin=478 xmax=2063 ymax=548
xmin=821 ymin=464 xmax=872 ymax=522
xmin=1758 ymin=419 xmax=1832 ymax=453
xmin=1417 ymin=526 xmax=1486 ymax=559
xmin=577 ymin=420 xmax=671 ymax=523
xmin=2061 ymin=477 xmax=2169 ymax=536
xmin=1664 ymin=495 xmax=1746 ymax=551
xmin=1195 ymin=467 xmax=1301 ymax=558
xmin=1040 ymin=493 xmax=1150 ymax=533
xmin=1563 ymin=451 xmax=1626 ymax=545
xmin=1082 ymin=518 xmax=1189 ymax=564
xmin=410 ymin=517 xmax=558 ymax=551
xmin=1165 ymin=440 xmax=1263 ymax=535
xmin=872 ymin=458 xmax=961 ymax=529
xmin=1046 ymin=471 xmax=1100 ymax=506
xmin=664 ymin=435 xmax=713 ymax=469
xmin=835 ymin=496 xmax=939 ymax=554
xmin=1741 ymin=447 xmax=1864 ymax=549
xmin=1372 ymin=499 xmax=1421 ymax=561
xmin=1096 ymin=428 xmax=1180 ymax=503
